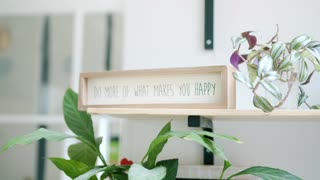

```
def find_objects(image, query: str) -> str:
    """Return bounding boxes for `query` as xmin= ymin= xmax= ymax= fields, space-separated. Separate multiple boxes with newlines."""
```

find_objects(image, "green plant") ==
xmin=231 ymin=26 xmax=320 ymax=112
xmin=1 ymin=88 xmax=302 ymax=179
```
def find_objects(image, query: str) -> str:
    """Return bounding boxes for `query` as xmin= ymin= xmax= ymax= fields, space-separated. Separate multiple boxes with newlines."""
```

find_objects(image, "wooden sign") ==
xmin=79 ymin=65 xmax=235 ymax=111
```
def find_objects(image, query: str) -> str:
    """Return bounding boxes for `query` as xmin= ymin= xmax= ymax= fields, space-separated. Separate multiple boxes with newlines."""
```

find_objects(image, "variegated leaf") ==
xmin=271 ymin=42 xmax=286 ymax=61
xmin=260 ymin=80 xmax=282 ymax=100
xmin=298 ymin=92 xmax=308 ymax=107
xmin=253 ymin=95 xmax=274 ymax=112
xmin=299 ymin=60 xmax=309 ymax=83
xmin=258 ymin=55 xmax=273 ymax=77
xmin=301 ymin=49 xmax=320 ymax=71
xmin=277 ymin=56 xmax=292 ymax=72
xmin=247 ymin=64 xmax=258 ymax=82
xmin=290 ymin=34 xmax=312 ymax=50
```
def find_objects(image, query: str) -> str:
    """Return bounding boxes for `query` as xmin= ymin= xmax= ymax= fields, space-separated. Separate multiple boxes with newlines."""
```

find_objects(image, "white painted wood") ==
xmin=79 ymin=66 xmax=235 ymax=109
xmin=0 ymin=115 xmax=64 ymax=125
xmin=71 ymin=12 xmax=84 ymax=92
xmin=87 ymin=72 xmax=221 ymax=105
xmin=88 ymin=108 xmax=320 ymax=117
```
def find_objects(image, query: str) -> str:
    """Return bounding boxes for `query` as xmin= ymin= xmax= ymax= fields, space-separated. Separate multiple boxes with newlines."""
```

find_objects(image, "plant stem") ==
xmin=304 ymin=100 xmax=312 ymax=109
xmin=252 ymin=81 xmax=261 ymax=96
xmin=274 ymin=73 xmax=297 ymax=108
xmin=267 ymin=24 xmax=279 ymax=44
xmin=98 ymin=153 xmax=108 ymax=166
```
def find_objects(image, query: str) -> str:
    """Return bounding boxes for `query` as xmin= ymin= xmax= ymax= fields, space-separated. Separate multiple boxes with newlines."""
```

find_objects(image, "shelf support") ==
xmin=188 ymin=115 xmax=214 ymax=165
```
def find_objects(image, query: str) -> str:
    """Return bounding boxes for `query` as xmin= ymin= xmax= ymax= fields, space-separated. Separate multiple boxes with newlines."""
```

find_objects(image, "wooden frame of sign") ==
xmin=78 ymin=65 xmax=236 ymax=111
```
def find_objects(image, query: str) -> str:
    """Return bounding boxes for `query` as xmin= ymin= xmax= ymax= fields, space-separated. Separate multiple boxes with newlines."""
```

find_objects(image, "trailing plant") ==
xmin=1 ymin=89 xmax=301 ymax=179
xmin=231 ymin=25 xmax=320 ymax=112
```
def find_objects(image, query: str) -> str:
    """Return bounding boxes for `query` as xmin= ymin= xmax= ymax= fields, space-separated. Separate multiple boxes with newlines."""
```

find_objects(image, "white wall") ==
xmin=0 ymin=0 xmax=122 ymax=15
xmin=0 ymin=16 xmax=42 ymax=113
xmin=120 ymin=0 xmax=320 ymax=179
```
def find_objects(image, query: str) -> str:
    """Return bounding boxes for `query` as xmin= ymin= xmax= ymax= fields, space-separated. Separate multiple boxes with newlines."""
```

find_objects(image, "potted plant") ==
xmin=0 ymin=89 xmax=302 ymax=179
xmin=230 ymin=25 xmax=320 ymax=112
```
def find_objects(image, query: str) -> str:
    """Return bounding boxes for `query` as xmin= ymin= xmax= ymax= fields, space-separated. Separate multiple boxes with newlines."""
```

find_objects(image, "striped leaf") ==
xmin=306 ymin=41 xmax=320 ymax=49
xmin=260 ymin=80 xmax=282 ymax=100
xmin=258 ymin=55 xmax=273 ymax=77
xmin=232 ymin=71 xmax=253 ymax=89
xmin=233 ymin=71 xmax=246 ymax=84
xmin=299 ymin=60 xmax=309 ymax=83
xmin=298 ymin=92 xmax=308 ymax=107
xmin=301 ymin=49 xmax=320 ymax=71
xmin=247 ymin=64 xmax=258 ymax=82
xmin=290 ymin=34 xmax=312 ymax=50
xmin=263 ymin=71 xmax=279 ymax=82
xmin=271 ymin=42 xmax=286 ymax=61
xmin=277 ymin=55 xmax=292 ymax=72
xmin=253 ymin=95 xmax=274 ymax=112
xmin=311 ymin=105 xmax=320 ymax=109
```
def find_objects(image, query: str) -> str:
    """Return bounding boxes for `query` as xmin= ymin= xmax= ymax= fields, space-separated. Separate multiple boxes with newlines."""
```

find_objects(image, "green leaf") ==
xmin=263 ymin=71 xmax=279 ymax=81
xmin=298 ymin=93 xmax=308 ymax=107
xmin=191 ymin=131 xmax=242 ymax=144
xmin=128 ymin=164 xmax=166 ymax=180
xmin=258 ymin=55 xmax=273 ymax=77
xmin=143 ymin=122 xmax=171 ymax=169
xmin=299 ymin=60 xmax=309 ymax=83
xmin=181 ymin=132 xmax=229 ymax=162
xmin=113 ymin=173 xmax=128 ymax=180
xmin=271 ymin=42 xmax=286 ymax=61
xmin=311 ymin=105 xmax=320 ymax=109
xmin=68 ymin=137 xmax=103 ymax=166
xmin=247 ymin=50 xmax=260 ymax=62
xmin=301 ymin=49 xmax=320 ymax=72
xmin=306 ymin=41 xmax=320 ymax=49
xmin=227 ymin=166 xmax=302 ymax=180
xmin=100 ymin=172 xmax=109 ymax=180
xmin=231 ymin=36 xmax=246 ymax=48
xmin=298 ymin=85 xmax=305 ymax=94
xmin=247 ymin=46 xmax=269 ymax=63
xmin=156 ymin=159 xmax=178 ymax=180
xmin=278 ymin=55 xmax=292 ymax=72
xmin=260 ymin=80 xmax=282 ymax=100
xmin=100 ymin=166 xmax=129 ymax=179
xmin=253 ymin=95 xmax=274 ymax=112
xmin=100 ymin=172 xmax=128 ymax=180
xmin=142 ymin=123 xmax=240 ymax=171
xmin=63 ymin=88 xmax=96 ymax=144
xmin=307 ymin=47 xmax=320 ymax=62
xmin=1 ymin=128 xmax=73 ymax=152
xmin=75 ymin=166 xmax=113 ymax=180
xmin=220 ymin=160 xmax=232 ymax=179
xmin=290 ymin=34 xmax=312 ymax=50
xmin=232 ymin=71 xmax=253 ymax=89
xmin=49 ymin=158 xmax=97 ymax=180
xmin=247 ymin=64 xmax=258 ymax=82
xmin=301 ymin=70 xmax=315 ymax=85
xmin=232 ymin=71 xmax=246 ymax=84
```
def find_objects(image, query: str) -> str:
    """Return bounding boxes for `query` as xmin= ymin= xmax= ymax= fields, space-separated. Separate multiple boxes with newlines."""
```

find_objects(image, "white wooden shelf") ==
xmin=88 ymin=108 xmax=320 ymax=117
xmin=0 ymin=114 xmax=64 ymax=125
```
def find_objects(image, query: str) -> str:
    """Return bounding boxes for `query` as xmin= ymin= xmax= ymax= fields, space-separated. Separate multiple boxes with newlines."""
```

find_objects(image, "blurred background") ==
xmin=0 ymin=0 xmax=320 ymax=179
